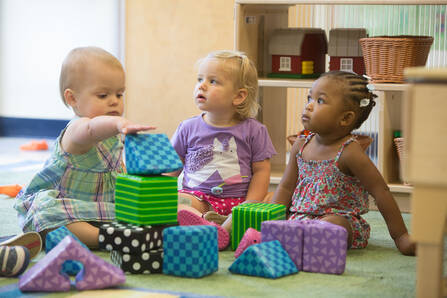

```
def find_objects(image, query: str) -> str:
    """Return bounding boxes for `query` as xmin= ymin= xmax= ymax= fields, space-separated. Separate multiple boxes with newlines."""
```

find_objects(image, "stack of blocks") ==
xmin=261 ymin=220 xmax=348 ymax=274
xmin=101 ymin=133 xmax=183 ymax=274
xmin=231 ymin=203 xmax=286 ymax=250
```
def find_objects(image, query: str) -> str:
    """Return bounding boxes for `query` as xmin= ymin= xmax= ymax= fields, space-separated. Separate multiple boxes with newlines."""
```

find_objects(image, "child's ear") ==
xmin=233 ymin=88 xmax=248 ymax=106
xmin=64 ymin=89 xmax=76 ymax=108
xmin=340 ymin=111 xmax=356 ymax=127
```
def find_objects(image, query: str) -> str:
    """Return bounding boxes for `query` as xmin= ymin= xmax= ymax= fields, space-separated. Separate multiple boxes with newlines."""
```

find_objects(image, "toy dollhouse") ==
xmin=268 ymin=28 xmax=327 ymax=79
xmin=328 ymin=28 xmax=367 ymax=75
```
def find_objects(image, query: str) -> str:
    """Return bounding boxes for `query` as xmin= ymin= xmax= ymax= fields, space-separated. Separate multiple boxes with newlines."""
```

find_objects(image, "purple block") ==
xmin=261 ymin=220 xmax=304 ymax=269
xmin=19 ymin=236 xmax=125 ymax=292
xmin=261 ymin=220 xmax=348 ymax=274
xmin=302 ymin=220 xmax=347 ymax=274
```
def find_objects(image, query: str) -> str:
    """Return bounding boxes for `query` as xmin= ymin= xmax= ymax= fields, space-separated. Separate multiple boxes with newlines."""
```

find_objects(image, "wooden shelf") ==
xmin=259 ymin=77 xmax=409 ymax=91
xmin=237 ymin=0 xmax=446 ymax=5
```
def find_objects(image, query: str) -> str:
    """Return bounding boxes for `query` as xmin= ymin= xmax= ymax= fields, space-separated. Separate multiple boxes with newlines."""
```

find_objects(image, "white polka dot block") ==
xmin=99 ymin=221 xmax=171 ymax=254
xmin=110 ymin=248 xmax=163 ymax=274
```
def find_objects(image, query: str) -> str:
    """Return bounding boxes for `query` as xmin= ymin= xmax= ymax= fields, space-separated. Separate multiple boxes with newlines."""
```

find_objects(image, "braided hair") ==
xmin=320 ymin=71 xmax=377 ymax=129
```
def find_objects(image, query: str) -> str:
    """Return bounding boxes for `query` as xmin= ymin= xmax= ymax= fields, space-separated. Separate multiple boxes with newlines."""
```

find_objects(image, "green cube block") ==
xmin=231 ymin=203 xmax=286 ymax=250
xmin=115 ymin=174 xmax=178 ymax=225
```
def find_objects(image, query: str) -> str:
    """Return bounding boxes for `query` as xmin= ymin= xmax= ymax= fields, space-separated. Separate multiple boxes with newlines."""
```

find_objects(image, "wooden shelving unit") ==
xmin=233 ymin=0 xmax=432 ymax=210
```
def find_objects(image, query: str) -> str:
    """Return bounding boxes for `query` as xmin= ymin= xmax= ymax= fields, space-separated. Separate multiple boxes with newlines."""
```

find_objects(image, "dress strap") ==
xmin=334 ymin=136 xmax=356 ymax=162
xmin=298 ymin=133 xmax=315 ymax=157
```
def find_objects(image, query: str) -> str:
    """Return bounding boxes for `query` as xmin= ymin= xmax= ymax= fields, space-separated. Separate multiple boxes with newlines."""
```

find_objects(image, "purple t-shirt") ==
xmin=171 ymin=115 xmax=276 ymax=198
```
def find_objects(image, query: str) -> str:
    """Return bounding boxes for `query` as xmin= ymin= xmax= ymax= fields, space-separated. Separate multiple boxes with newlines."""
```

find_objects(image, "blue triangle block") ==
xmin=228 ymin=240 xmax=298 ymax=279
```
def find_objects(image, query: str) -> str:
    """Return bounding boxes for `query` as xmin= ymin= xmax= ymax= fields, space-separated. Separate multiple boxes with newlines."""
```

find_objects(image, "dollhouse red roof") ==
xmin=269 ymin=28 xmax=327 ymax=56
xmin=328 ymin=28 xmax=367 ymax=57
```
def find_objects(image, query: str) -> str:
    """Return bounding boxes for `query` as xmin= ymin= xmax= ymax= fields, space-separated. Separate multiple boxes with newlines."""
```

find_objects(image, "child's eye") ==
xmin=117 ymin=93 xmax=123 ymax=99
xmin=210 ymin=79 xmax=217 ymax=84
xmin=197 ymin=77 xmax=203 ymax=83
xmin=97 ymin=94 xmax=108 ymax=99
xmin=317 ymin=98 xmax=324 ymax=104
xmin=306 ymin=95 xmax=313 ymax=103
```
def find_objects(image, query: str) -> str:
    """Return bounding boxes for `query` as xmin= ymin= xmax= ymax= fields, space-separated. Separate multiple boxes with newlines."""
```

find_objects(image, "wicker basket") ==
xmin=394 ymin=137 xmax=411 ymax=185
xmin=359 ymin=35 xmax=433 ymax=83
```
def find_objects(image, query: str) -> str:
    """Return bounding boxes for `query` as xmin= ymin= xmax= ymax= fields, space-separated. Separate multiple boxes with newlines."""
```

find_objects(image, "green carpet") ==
xmin=0 ymin=162 xmax=436 ymax=297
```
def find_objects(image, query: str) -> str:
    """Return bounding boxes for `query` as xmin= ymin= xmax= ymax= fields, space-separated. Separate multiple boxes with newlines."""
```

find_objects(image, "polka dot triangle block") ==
xmin=45 ymin=226 xmax=89 ymax=276
xmin=124 ymin=133 xmax=183 ymax=175
xmin=228 ymin=240 xmax=298 ymax=279
xmin=302 ymin=220 xmax=348 ymax=275
xmin=19 ymin=236 xmax=125 ymax=292
xmin=115 ymin=174 xmax=178 ymax=225
xmin=99 ymin=221 xmax=171 ymax=254
xmin=110 ymin=248 xmax=163 ymax=274
xmin=162 ymin=225 xmax=218 ymax=278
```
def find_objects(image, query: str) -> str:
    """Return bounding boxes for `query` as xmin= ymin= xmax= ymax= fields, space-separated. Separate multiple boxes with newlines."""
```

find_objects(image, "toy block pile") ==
xmin=100 ymin=133 xmax=183 ymax=274
xmin=229 ymin=203 xmax=348 ymax=277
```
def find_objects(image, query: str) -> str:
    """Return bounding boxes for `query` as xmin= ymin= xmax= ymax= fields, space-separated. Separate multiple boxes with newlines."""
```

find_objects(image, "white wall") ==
xmin=0 ymin=0 xmax=121 ymax=120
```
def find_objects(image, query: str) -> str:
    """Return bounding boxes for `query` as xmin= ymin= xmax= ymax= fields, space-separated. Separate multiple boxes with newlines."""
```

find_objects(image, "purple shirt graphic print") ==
xmin=171 ymin=115 xmax=276 ymax=198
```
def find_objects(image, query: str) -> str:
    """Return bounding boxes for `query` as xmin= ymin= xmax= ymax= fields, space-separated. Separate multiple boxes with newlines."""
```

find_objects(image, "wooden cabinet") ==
xmin=233 ymin=0 xmax=439 ymax=210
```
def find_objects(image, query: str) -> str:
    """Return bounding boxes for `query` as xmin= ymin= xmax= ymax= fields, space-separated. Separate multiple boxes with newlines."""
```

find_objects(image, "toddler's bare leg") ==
xmin=320 ymin=214 xmax=353 ymax=247
xmin=178 ymin=192 xmax=211 ymax=214
xmin=66 ymin=222 xmax=99 ymax=249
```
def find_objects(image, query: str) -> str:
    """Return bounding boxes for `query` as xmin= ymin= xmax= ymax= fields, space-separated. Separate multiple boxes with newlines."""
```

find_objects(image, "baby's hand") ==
xmin=394 ymin=232 xmax=416 ymax=256
xmin=118 ymin=119 xmax=156 ymax=134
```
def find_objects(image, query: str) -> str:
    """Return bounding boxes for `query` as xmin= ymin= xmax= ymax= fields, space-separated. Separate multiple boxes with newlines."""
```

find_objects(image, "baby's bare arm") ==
xmin=271 ymin=138 xmax=303 ymax=209
xmin=62 ymin=116 xmax=155 ymax=155
xmin=341 ymin=143 xmax=416 ymax=256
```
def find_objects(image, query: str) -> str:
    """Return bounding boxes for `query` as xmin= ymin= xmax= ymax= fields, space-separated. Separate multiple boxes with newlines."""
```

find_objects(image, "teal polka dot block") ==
xmin=162 ymin=225 xmax=218 ymax=278
xmin=125 ymin=133 xmax=183 ymax=175
xmin=229 ymin=240 xmax=298 ymax=279
xmin=46 ymin=226 xmax=89 ymax=276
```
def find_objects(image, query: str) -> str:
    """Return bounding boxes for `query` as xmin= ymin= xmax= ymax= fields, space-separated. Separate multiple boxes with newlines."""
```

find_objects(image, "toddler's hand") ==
xmin=118 ymin=119 xmax=156 ymax=134
xmin=395 ymin=232 xmax=416 ymax=256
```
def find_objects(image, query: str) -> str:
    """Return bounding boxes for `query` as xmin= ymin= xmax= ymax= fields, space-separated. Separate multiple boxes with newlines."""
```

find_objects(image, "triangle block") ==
xmin=229 ymin=240 xmax=298 ymax=279
xmin=19 ymin=236 xmax=125 ymax=292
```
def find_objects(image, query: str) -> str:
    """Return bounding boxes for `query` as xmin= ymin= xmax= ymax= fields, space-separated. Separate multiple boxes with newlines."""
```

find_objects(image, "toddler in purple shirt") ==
xmin=171 ymin=50 xmax=276 ymax=250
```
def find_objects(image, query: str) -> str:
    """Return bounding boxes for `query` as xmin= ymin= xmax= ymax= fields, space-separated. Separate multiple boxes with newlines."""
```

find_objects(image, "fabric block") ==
xmin=231 ymin=203 xmax=286 ymax=250
xmin=19 ymin=236 xmax=125 ymax=292
xmin=163 ymin=225 xmax=218 ymax=278
xmin=115 ymin=174 xmax=178 ymax=225
xmin=302 ymin=220 xmax=348 ymax=274
xmin=261 ymin=220 xmax=304 ymax=269
xmin=125 ymin=133 xmax=183 ymax=175
xmin=229 ymin=240 xmax=298 ymax=279
xmin=45 ymin=226 xmax=89 ymax=276
xmin=110 ymin=248 xmax=163 ymax=274
xmin=99 ymin=221 xmax=172 ymax=253
xmin=234 ymin=228 xmax=261 ymax=259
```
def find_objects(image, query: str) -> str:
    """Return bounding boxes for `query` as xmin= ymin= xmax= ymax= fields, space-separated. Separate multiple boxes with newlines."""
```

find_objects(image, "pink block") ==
xmin=234 ymin=228 xmax=261 ymax=258
xmin=19 ymin=236 xmax=125 ymax=292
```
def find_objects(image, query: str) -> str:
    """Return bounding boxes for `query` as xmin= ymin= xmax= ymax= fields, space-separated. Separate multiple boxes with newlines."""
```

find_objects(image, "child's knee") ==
xmin=321 ymin=215 xmax=353 ymax=246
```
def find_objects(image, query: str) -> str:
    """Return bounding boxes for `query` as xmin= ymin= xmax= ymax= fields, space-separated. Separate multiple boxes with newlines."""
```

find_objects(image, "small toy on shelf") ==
xmin=268 ymin=28 xmax=327 ymax=79
xmin=328 ymin=28 xmax=367 ymax=75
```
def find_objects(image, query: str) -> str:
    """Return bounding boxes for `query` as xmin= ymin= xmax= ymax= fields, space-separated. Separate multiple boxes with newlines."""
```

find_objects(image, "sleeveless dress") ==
xmin=14 ymin=126 xmax=123 ymax=233
xmin=289 ymin=133 xmax=370 ymax=248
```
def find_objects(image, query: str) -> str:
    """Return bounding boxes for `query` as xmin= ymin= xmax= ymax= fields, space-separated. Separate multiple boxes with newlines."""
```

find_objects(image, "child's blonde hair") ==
xmin=59 ymin=46 xmax=123 ymax=107
xmin=201 ymin=50 xmax=260 ymax=119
